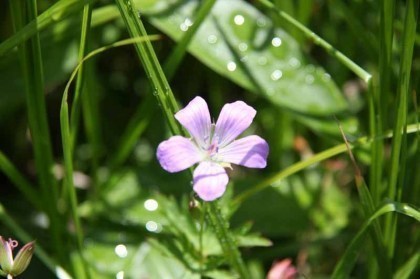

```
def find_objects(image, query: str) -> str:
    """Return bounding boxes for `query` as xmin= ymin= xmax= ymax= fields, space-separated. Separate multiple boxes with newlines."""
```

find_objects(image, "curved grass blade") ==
xmin=233 ymin=123 xmax=420 ymax=205
xmin=331 ymin=202 xmax=420 ymax=279
xmin=59 ymin=35 xmax=160 ymax=279
xmin=393 ymin=252 xmax=419 ymax=279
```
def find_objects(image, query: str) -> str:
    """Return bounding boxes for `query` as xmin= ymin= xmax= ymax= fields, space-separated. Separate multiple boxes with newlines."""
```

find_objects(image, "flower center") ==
xmin=207 ymin=142 xmax=218 ymax=156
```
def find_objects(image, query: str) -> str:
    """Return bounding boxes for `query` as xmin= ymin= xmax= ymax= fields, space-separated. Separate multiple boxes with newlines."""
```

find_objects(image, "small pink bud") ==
xmin=267 ymin=258 xmax=297 ymax=279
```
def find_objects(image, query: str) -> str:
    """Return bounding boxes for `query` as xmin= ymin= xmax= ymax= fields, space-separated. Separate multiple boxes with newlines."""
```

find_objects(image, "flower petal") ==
xmin=175 ymin=96 xmax=211 ymax=148
xmin=217 ymin=135 xmax=269 ymax=168
xmin=193 ymin=161 xmax=228 ymax=201
xmin=0 ymin=237 xmax=13 ymax=273
xmin=157 ymin=136 xmax=202 ymax=173
xmin=215 ymin=101 xmax=256 ymax=147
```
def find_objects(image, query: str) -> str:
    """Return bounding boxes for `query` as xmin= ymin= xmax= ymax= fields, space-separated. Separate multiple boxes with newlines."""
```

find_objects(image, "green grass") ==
xmin=0 ymin=0 xmax=419 ymax=278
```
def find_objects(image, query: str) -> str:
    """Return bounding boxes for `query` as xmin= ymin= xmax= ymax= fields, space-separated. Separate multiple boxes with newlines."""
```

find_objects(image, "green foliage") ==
xmin=0 ymin=0 xmax=419 ymax=278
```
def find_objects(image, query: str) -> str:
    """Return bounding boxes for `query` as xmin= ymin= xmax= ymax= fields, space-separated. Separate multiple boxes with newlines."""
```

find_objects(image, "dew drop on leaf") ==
xmin=227 ymin=61 xmax=237 ymax=71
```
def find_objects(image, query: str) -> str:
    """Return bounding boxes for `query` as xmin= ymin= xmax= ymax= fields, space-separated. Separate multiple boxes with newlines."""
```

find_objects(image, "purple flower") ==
xmin=157 ymin=96 xmax=269 ymax=201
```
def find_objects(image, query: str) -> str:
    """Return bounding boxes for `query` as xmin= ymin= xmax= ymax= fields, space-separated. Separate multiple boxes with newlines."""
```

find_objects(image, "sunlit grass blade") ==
xmin=0 ymin=0 xmax=96 ymax=56
xmin=9 ymin=0 xmax=64 ymax=262
xmin=163 ymin=0 xmax=217 ymax=81
xmin=337 ymin=121 xmax=391 ymax=278
xmin=0 ymin=203 xmax=73 ymax=279
xmin=384 ymin=0 xmax=419 ymax=261
xmin=114 ymin=0 xmax=181 ymax=134
xmin=331 ymin=201 xmax=420 ymax=279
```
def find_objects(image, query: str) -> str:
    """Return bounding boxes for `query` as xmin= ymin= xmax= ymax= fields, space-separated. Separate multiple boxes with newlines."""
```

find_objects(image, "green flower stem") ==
xmin=115 ymin=0 xmax=249 ymax=275
xmin=258 ymin=0 xmax=371 ymax=83
xmin=206 ymin=202 xmax=250 ymax=278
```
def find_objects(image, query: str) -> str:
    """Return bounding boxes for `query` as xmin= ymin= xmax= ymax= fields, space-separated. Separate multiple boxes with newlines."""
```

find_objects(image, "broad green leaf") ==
xmin=140 ymin=0 xmax=348 ymax=115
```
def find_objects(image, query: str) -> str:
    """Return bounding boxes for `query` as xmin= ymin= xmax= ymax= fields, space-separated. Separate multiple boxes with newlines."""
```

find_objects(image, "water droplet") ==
xmin=256 ymin=17 xmax=267 ymax=27
xmin=323 ymin=73 xmax=331 ymax=81
xmin=305 ymin=74 xmax=315 ymax=84
xmin=258 ymin=56 xmax=268 ymax=65
xmin=116 ymin=271 xmax=124 ymax=279
xmin=288 ymin=57 xmax=301 ymax=68
xmin=184 ymin=17 xmax=193 ymax=27
xmin=144 ymin=199 xmax=158 ymax=211
xmin=207 ymin=35 xmax=218 ymax=44
xmin=240 ymin=56 xmax=248 ymax=62
xmin=271 ymin=37 xmax=282 ymax=47
xmin=238 ymin=42 xmax=248 ymax=52
xmin=114 ymin=244 xmax=128 ymax=258
xmin=227 ymin=61 xmax=237 ymax=71
xmin=180 ymin=23 xmax=188 ymax=32
xmin=179 ymin=18 xmax=193 ymax=32
xmin=271 ymin=69 xmax=283 ymax=81
xmin=146 ymin=221 xmax=161 ymax=233
xmin=234 ymin=14 xmax=245 ymax=25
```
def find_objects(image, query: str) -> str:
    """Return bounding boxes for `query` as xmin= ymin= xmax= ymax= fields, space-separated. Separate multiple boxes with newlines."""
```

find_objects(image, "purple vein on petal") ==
xmin=217 ymin=135 xmax=269 ymax=168
xmin=193 ymin=161 xmax=229 ymax=201
xmin=215 ymin=101 xmax=256 ymax=147
xmin=175 ymin=96 xmax=211 ymax=148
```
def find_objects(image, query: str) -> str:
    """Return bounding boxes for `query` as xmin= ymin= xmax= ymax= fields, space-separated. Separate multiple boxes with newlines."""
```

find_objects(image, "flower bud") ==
xmin=10 ymin=241 xmax=35 ymax=276
xmin=0 ymin=236 xmax=35 ymax=278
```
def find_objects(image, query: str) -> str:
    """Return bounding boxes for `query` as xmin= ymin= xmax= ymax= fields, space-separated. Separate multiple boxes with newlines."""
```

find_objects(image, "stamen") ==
xmin=8 ymin=238 xmax=18 ymax=249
